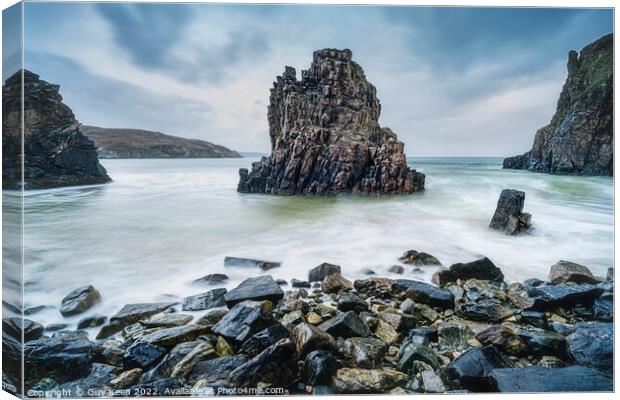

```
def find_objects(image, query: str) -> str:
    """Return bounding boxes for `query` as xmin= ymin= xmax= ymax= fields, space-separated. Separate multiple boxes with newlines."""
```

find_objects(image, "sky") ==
xmin=3 ymin=3 xmax=614 ymax=156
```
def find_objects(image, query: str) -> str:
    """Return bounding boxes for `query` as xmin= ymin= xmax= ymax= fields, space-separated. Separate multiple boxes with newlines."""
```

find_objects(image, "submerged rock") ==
xmin=224 ymin=256 xmax=281 ymax=271
xmin=548 ymin=260 xmax=598 ymax=284
xmin=308 ymin=263 xmax=341 ymax=282
xmin=59 ymin=285 xmax=102 ymax=317
xmin=488 ymin=189 xmax=531 ymax=235
xmin=489 ymin=366 xmax=612 ymax=392
xmin=191 ymin=273 xmax=229 ymax=286
xmin=503 ymin=34 xmax=613 ymax=176
xmin=223 ymin=275 xmax=284 ymax=307
xmin=237 ymin=49 xmax=425 ymax=195
xmin=77 ymin=314 xmax=107 ymax=329
xmin=399 ymin=250 xmax=441 ymax=266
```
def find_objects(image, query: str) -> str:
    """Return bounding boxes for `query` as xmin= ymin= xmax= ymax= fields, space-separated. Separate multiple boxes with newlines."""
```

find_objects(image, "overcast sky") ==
xmin=5 ymin=3 xmax=613 ymax=156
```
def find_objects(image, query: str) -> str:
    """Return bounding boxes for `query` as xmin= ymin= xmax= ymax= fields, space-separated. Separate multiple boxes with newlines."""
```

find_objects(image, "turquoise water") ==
xmin=2 ymin=157 xmax=613 ymax=332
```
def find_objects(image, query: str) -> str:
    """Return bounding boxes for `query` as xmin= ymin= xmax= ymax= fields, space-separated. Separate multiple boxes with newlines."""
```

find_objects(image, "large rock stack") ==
xmin=503 ymin=34 xmax=613 ymax=176
xmin=238 ymin=49 xmax=425 ymax=195
xmin=2 ymin=70 xmax=111 ymax=189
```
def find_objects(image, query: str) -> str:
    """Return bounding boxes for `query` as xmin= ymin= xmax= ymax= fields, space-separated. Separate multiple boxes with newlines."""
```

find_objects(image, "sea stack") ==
xmin=237 ymin=49 xmax=425 ymax=195
xmin=503 ymin=34 xmax=613 ymax=176
xmin=2 ymin=70 xmax=111 ymax=189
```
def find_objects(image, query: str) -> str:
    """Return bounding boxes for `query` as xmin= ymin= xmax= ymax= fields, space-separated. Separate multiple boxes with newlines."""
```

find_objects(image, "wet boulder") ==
xmin=2 ymin=332 xmax=22 ymax=389
xmin=142 ymin=314 xmax=193 ymax=328
xmin=77 ymin=315 xmax=107 ymax=330
xmin=224 ymin=256 xmax=281 ymax=271
xmin=319 ymin=311 xmax=370 ymax=339
xmin=398 ymin=342 xmax=440 ymax=372
xmin=187 ymin=355 xmax=246 ymax=386
xmin=488 ymin=189 xmax=531 ymax=235
xmin=513 ymin=283 xmax=604 ymax=311
xmin=433 ymin=258 xmax=504 ymax=287
xmin=169 ymin=342 xmax=217 ymax=379
xmin=442 ymin=345 xmax=514 ymax=392
xmin=331 ymin=368 xmax=409 ymax=394
xmin=393 ymin=279 xmax=454 ymax=309
xmin=140 ymin=324 xmax=210 ymax=349
xmin=191 ymin=273 xmax=229 ymax=286
xmin=59 ymin=285 xmax=102 ymax=317
xmin=436 ymin=320 xmax=488 ymax=352
xmin=303 ymin=350 xmax=338 ymax=386
xmin=124 ymin=341 xmax=167 ymax=369
xmin=594 ymin=293 xmax=613 ymax=321
xmin=518 ymin=311 xmax=547 ymax=329
xmin=377 ymin=311 xmax=416 ymax=331
xmin=489 ymin=365 xmax=612 ymax=392
xmin=291 ymin=279 xmax=311 ymax=288
xmin=399 ymin=250 xmax=441 ymax=266
xmin=3 ymin=317 xmax=44 ymax=342
xmin=353 ymin=277 xmax=394 ymax=299
xmin=230 ymin=339 xmax=299 ymax=388
xmin=455 ymin=299 xmax=516 ymax=323
xmin=322 ymin=273 xmax=353 ymax=294
xmin=338 ymin=294 xmax=369 ymax=313
xmin=138 ymin=341 xmax=200 ymax=384
xmin=223 ymin=276 xmax=284 ymax=307
xmin=96 ymin=302 xmax=177 ymax=339
xmin=212 ymin=300 xmax=274 ymax=343
xmin=308 ymin=262 xmax=341 ymax=282
xmin=291 ymin=322 xmax=336 ymax=357
xmin=182 ymin=288 xmax=227 ymax=311
xmin=548 ymin=260 xmax=598 ymax=284
xmin=476 ymin=322 xmax=567 ymax=357
xmin=342 ymin=337 xmax=387 ymax=369
xmin=566 ymin=322 xmax=613 ymax=376
xmin=240 ymin=324 xmax=290 ymax=356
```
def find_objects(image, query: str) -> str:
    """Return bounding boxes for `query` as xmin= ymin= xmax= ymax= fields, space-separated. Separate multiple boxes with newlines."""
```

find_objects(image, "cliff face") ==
xmin=2 ymin=70 xmax=111 ymax=189
xmin=504 ymin=34 xmax=613 ymax=176
xmin=81 ymin=126 xmax=241 ymax=159
xmin=238 ymin=49 xmax=425 ymax=195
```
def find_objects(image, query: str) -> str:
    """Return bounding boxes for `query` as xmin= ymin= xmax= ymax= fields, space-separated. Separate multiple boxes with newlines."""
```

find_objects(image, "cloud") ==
xmin=20 ymin=3 xmax=613 ymax=155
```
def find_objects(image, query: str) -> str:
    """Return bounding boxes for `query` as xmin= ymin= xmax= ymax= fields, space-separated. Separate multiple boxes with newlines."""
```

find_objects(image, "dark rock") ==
xmin=142 ymin=313 xmax=193 ymax=328
xmin=53 ymin=363 xmax=116 ymax=396
xmin=129 ymin=378 xmax=186 ymax=397
xmin=182 ymin=288 xmax=227 ymax=311
xmin=303 ymin=350 xmax=338 ymax=385
xmin=45 ymin=323 xmax=69 ymax=332
xmin=503 ymin=34 xmax=613 ymax=176
xmin=318 ymin=311 xmax=370 ymax=339
xmin=432 ymin=257 xmax=504 ymax=286
xmin=241 ymin=324 xmax=290 ymax=356
xmin=59 ymin=285 xmax=102 ymax=317
xmin=3 ymin=317 xmax=44 ymax=341
xmin=377 ymin=311 xmax=416 ymax=331
xmin=195 ymin=308 xmax=228 ymax=326
xmin=212 ymin=300 xmax=274 ymax=343
xmin=124 ymin=341 xmax=167 ymax=368
xmin=353 ymin=277 xmax=394 ymax=299
xmin=399 ymin=250 xmax=441 ymax=266
xmin=519 ymin=311 xmax=547 ymax=329
xmin=523 ymin=278 xmax=545 ymax=287
xmin=23 ymin=305 xmax=53 ymax=316
xmin=140 ymin=324 xmax=210 ymax=349
xmin=291 ymin=322 xmax=336 ymax=357
xmin=436 ymin=321 xmax=487 ymax=352
xmin=393 ymin=279 xmax=454 ymax=309
xmin=237 ymin=49 xmax=425 ymax=195
xmin=191 ymin=273 xmax=229 ymax=286
xmin=275 ymin=279 xmax=288 ymax=286
xmin=331 ymin=368 xmax=409 ymax=394
xmin=308 ymin=263 xmax=341 ymax=282
xmin=224 ymin=256 xmax=281 ymax=271
xmin=476 ymin=322 xmax=567 ymax=357
xmin=513 ymin=283 xmax=604 ymax=311
xmin=594 ymin=293 xmax=613 ymax=321
xmin=408 ymin=327 xmax=437 ymax=346
xmin=230 ymin=339 xmax=298 ymax=387
xmin=488 ymin=189 xmax=531 ymax=235
xmin=187 ymin=355 xmax=246 ymax=386
xmin=361 ymin=268 xmax=376 ymax=275
xmin=2 ymin=332 xmax=22 ymax=390
xmin=455 ymin=299 xmax=516 ymax=322
xmin=398 ymin=342 xmax=440 ymax=372
xmin=77 ymin=314 xmax=107 ymax=329
xmin=442 ymin=345 xmax=514 ymax=392
xmin=291 ymin=279 xmax=311 ymax=288
xmin=322 ymin=273 xmax=353 ymax=294
xmin=337 ymin=294 xmax=368 ymax=313
xmin=223 ymin=275 xmax=284 ymax=307
xmin=548 ymin=260 xmax=598 ymax=284
xmin=489 ymin=365 xmax=612 ymax=392
xmin=2 ymin=70 xmax=111 ymax=189
xmin=96 ymin=302 xmax=177 ymax=339
xmin=343 ymin=337 xmax=387 ymax=368
xmin=24 ymin=332 xmax=97 ymax=387
xmin=388 ymin=265 xmax=404 ymax=274
xmin=566 ymin=322 xmax=612 ymax=376
xmin=139 ymin=341 xmax=200 ymax=384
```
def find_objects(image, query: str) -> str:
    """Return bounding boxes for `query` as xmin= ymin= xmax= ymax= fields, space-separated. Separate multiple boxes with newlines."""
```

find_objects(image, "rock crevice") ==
xmin=238 ymin=49 xmax=425 ymax=195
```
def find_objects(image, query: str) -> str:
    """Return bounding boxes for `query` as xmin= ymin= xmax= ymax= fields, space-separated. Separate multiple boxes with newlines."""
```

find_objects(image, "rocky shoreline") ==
xmin=2 ymin=253 xmax=613 ymax=396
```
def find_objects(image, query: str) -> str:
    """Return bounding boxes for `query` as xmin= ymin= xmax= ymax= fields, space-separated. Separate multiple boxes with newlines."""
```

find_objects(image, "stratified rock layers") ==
xmin=2 ymin=70 xmax=111 ymax=189
xmin=238 ymin=49 xmax=425 ymax=195
xmin=503 ymin=34 xmax=613 ymax=176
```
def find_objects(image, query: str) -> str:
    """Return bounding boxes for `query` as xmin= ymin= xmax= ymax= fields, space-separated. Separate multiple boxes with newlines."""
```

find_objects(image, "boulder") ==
xmin=187 ymin=355 xmax=246 ymax=386
xmin=488 ymin=189 xmax=531 ymax=235
xmin=191 ymin=273 xmax=229 ymax=286
xmin=211 ymin=300 xmax=274 ymax=343
xmin=308 ymin=263 xmax=341 ymax=282
xmin=377 ymin=311 xmax=416 ymax=332
xmin=140 ymin=324 xmax=210 ymax=348
xmin=393 ymin=279 xmax=454 ymax=308
xmin=195 ymin=308 xmax=228 ymax=326
xmin=353 ymin=277 xmax=394 ymax=299
xmin=124 ymin=341 xmax=167 ymax=368
xmin=224 ymin=256 xmax=281 ymax=271
xmin=77 ymin=315 xmax=107 ymax=329
xmin=139 ymin=341 xmax=201 ymax=384
xmin=110 ymin=368 xmax=142 ymax=389
xmin=476 ymin=322 xmax=567 ymax=357
xmin=342 ymin=337 xmax=388 ymax=368
xmin=374 ymin=320 xmax=399 ymax=345
xmin=236 ymin=49 xmax=425 ymax=195
xmin=566 ymin=322 xmax=613 ymax=376
xmin=388 ymin=265 xmax=404 ymax=274
xmin=223 ymin=276 xmax=284 ymax=307
xmin=399 ymin=250 xmax=441 ymax=266
xmin=96 ymin=302 xmax=177 ymax=339
xmin=512 ymin=283 xmax=604 ymax=311
xmin=52 ymin=363 xmax=115 ymax=396
xmin=337 ymin=294 xmax=368 ymax=313
xmin=518 ymin=311 xmax=547 ymax=329
xmin=436 ymin=320 xmax=488 ymax=352
xmin=182 ymin=288 xmax=227 ymax=311
xmin=142 ymin=314 xmax=193 ymax=328
xmin=331 ymin=368 xmax=409 ymax=394
xmin=398 ymin=342 xmax=440 ymax=372
xmin=170 ymin=342 xmax=217 ymax=379
xmin=2 ymin=332 xmax=22 ymax=389
xmin=548 ymin=260 xmax=598 ymax=284
xmin=2 ymin=317 xmax=44 ymax=342
xmin=433 ymin=257 xmax=504 ymax=286
xmin=322 ymin=273 xmax=353 ymax=294
xmin=59 ymin=285 xmax=102 ymax=317
xmin=240 ymin=324 xmax=290 ymax=356
xmin=594 ymin=293 xmax=613 ymax=321
xmin=303 ymin=350 xmax=338 ymax=386
xmin=291 ymin=322 xmax=336 ymax=357
xmin=230 ymin=339 xmax=298 ymax=387
xmin=489 ymin=366 xmax=612 ymax=392
xmin=319 ymin=311 xmax=370 ymax=339
xmin=455 ymin=299 xmax=516 ymax=322
xmin=291 ymin=279 xmax=311 ymax=288
xmin=442 ymin=345 xmax=514 ymax=392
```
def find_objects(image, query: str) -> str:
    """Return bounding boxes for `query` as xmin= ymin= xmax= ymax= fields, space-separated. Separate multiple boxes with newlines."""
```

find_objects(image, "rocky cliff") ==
xmin=237 ymin=49 xmax=425 ymax=195
xmin=503 ymin=34 xmax=613 ymax=176
xmin=81 ymin=126 xmax=241 ymax=159
xmin=2 ymin=70 xmax=111 ymax=189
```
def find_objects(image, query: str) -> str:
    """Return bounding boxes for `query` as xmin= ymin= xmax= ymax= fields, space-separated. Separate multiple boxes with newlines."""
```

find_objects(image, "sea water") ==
xmin=2 ymin=157 xmax=613 ymax=332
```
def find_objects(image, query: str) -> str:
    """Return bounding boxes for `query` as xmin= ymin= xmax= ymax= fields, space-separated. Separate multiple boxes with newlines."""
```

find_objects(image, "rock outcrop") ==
xmin=237 ymin=49 xmax=425 ymax=195
xmin=503 ymin=34 xmax=613 ymax=176
xmin=2 ymin=70 xmax=111 ymax=189
xmin=80 ymin=126 xmax=241 ymax=159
